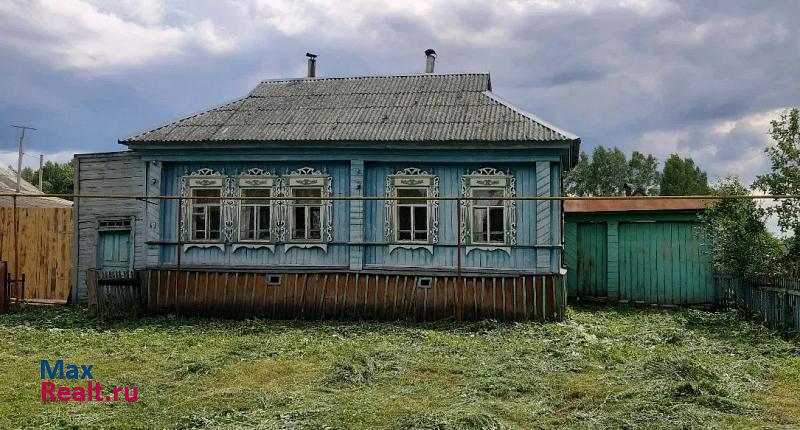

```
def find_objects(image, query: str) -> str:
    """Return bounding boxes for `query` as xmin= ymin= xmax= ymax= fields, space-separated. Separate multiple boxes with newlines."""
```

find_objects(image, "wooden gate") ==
xmin=618 ymin=222 xmax=713 ymax=305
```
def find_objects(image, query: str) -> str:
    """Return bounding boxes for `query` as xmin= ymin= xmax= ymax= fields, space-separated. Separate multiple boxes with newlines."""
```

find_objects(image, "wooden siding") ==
xmin=0 ymin=207 xmax=72 ymax=302
xmin=618 ymin=222 xmax=713 ymax=304
xmin=363 ymin=162 xmax=560 ymax=272
xmin=143 ymin=269 xmax=566 ymax=322
xmin=74 ymin=152 xmax=146 ymax=301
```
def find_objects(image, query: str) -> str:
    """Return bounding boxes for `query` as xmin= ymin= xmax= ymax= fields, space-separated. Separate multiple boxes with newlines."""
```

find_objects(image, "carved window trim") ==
xmin=180 ymin=168 xmax=229 ymax=252
xmin=384 ymin=167 xmax=439 ymax=254
xmin=233 ymin=168 xmax=279 ymax=253
xmin=283 ymin=167 xmax=333 ymax=253
xmin=460 ymin=167 xmax=517 ymax=255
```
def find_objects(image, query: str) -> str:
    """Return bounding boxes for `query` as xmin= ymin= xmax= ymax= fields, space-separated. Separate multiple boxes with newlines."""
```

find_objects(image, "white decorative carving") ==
xmin=460 ymin=167 xmax=517 ymax=248
xmin=232 ymin=243 xmax=275 ymax=253
xmin=285 ymin=167 xmax=333 ymax=244
xmin=384 ymin=167 xmax=439 ymax=251
xmin=222 ymin=177 xmax=237 ymax=243
xmin=180 ymin=168 xmax=224 ymax=243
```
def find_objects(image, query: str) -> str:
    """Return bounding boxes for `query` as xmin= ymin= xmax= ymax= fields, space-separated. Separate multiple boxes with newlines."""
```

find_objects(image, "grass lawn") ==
xmin=0 ymin=305 xmax=798 ymax=429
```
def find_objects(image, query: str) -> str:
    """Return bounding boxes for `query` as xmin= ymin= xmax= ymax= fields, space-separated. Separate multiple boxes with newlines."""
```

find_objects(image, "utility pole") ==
xmin=10 ymin=125 xmax=36 ymax=192
xmin=38 ymin=154 xmax=44 ymax=191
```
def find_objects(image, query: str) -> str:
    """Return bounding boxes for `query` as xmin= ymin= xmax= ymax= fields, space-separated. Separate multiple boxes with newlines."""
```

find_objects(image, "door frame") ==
xmin=95 ymin=216 xmax=135 ymax=272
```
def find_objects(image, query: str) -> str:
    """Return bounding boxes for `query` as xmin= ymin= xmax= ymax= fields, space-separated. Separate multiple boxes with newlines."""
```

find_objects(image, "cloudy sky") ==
xmin=0 ymin=0 xmax=797 ymax=186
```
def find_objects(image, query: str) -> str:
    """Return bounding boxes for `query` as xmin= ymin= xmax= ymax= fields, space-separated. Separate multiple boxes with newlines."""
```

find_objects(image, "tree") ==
xmin=628 ymin=151 xmax=661 ymax=195
xmin=660 ymin=154 xmax=709 ymax=196
xmin=699 ymin=176 xmax=783 ymax=277
xmin=566 ymin=146 xmax=660 ymax=196
xmin=20 ymin=160 xmax=75 ymax=197
xmin=753 ymin=108 xmax=800 ymax=236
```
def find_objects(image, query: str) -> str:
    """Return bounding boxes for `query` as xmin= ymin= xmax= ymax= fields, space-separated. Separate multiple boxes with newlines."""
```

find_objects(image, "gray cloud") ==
xmin=0 ymin=0 xmax=797 ymax=186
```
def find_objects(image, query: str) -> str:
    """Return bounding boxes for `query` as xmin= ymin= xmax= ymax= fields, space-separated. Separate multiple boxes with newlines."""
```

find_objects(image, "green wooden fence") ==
xmin=716 ymin=273 xmax=800 ymax=334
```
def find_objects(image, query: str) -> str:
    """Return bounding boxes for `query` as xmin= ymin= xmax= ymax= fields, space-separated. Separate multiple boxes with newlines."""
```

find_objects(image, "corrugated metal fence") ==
xmin=716 ymin=272 xmax=800 ymax=333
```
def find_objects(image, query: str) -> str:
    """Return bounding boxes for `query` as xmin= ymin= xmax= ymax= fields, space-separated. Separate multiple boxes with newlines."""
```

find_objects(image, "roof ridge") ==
xmin=256 ymin=72 xmax=490 ymax=85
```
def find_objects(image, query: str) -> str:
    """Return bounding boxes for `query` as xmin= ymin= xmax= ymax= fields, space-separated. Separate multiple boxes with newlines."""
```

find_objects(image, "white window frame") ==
xmin=180 ymin=168 xmax=227 ymax=251
xmin=283 ymin=167 xmax=332 ymax=252
xmin=460 ymin=167 xmax=516 ymax=255
xmin=384 ymin=167 xmax=439 ymax=253
xmin=234 ymin=168 xmax=278 ymax=253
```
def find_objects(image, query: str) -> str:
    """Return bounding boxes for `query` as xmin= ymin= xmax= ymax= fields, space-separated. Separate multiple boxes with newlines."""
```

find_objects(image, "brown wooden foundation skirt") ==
xmin=143 ymin=269 xmax=566 ymax=322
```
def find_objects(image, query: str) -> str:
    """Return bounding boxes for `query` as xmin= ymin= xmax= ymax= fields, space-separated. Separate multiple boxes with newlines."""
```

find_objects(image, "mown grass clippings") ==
xmin=0 ymin=304 xmax=798 ymax=429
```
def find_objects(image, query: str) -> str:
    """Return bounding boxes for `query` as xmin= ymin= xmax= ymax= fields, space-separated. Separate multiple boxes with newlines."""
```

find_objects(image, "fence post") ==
xmin=86 ymin=269 xmax=98 ymax=317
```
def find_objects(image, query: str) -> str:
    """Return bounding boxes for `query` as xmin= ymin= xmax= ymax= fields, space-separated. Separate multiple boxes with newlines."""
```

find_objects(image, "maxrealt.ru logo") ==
xmin=40 ymin=360 xmax=138 ymax=402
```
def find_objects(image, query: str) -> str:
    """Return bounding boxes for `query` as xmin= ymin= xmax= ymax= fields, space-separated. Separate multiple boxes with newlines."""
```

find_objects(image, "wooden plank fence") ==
xmin=0 ymin=207 xmax=72 ymax=303
xmin=86 ymin=269 xmax=143 ymax=317
xmin=716 ymin=272 xmax=800 ymax=333
xmin=0 ymin=261 xmax=7 ymax=314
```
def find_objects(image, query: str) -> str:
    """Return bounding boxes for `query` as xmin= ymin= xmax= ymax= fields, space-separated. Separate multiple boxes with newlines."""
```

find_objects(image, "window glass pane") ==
xmin=293 ymin=188 xmax=322 ymax=204
xmin=309 ymin=207 xmax=321 ymax=239
xmin=413 ymin=206 xmax=427 ymax=231
xmin=208 ymin=206 xmax=221 ymax=239
xmin=193 ymin=188 xmax=220 ymax=204
xmin=293 ymin=207 xmax=306 ymax=239
xmin=415 ymin=231 xmax=428 ymax=241
xmin=397 ymin=188 xmax=427 ymax=205
xmin=489 ymin=207 xmax=505 ymax=243
xmin=398 ymin=206 xmax=411 ymax=231
xmin=398 ymin=231 xmax=412 ymax=240
xmin=472 ymin=207 xmax=487 ymax=242
xmin=473 ymin=188 xmax=503 ymax=206
xmin=192 ymin=212 xmax=206 ymax=240
xmin=242 ymin=188 xmax=271 ymax=205
xmin=258 ymin=207 xmax=271 ymax=240
xmin=240 ymin=206 xmax=255 ymax=240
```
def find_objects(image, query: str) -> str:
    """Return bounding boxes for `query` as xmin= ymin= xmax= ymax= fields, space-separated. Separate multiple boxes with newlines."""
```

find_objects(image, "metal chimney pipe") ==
xmin=424 ymin=49 xmax=437 ymax=73
xmin=306 ymin=52 xmax=317 ymax=78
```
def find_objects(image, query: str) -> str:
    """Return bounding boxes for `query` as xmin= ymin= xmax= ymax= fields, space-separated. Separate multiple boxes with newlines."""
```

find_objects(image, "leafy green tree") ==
xmin=753 ymin=108 xmax=800 ymax=237
xmin=699 ymin=176 xmax=783 ymax=277
xmin=566 ymin=146 xmax=660 ymax=196
xmin=660 ymin=154 xmax=709 ymax=196
xmin=628 ymin=151 xmax=661 ymax=195
xmin=20 ymin=160 xmax=74 ymax=197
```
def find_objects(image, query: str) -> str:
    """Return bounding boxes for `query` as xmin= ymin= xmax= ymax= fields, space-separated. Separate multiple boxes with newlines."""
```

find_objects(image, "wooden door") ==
xmin=576 ymin=223 xmax=608 ymax=298
xmin=97 ymin=230 xmax=131 ymax=273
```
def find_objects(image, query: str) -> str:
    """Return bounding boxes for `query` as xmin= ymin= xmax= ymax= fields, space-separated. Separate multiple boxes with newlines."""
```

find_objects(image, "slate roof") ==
xmin=0 ymin=165 xmax=72 ymax=208
xmin=122 ymin=73 xmax=579 ymax=145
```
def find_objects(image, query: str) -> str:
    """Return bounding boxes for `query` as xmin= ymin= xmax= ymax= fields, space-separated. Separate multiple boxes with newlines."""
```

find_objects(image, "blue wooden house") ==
xmin=73 ymin=52 xmax=580 ymax=321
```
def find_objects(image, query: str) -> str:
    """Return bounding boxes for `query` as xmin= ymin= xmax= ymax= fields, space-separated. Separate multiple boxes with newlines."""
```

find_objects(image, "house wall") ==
xmin=75 ymin=148 xmax=568 ymax=309
xmin=73 ymin=151 xmax=146 ymax=301
xmin=363 ymin=162 xmax=561 ymax=273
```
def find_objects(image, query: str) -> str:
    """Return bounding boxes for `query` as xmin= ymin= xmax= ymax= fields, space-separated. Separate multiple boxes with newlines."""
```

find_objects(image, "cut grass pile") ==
xmin=0 ymin=305 xmax=798 ymax=429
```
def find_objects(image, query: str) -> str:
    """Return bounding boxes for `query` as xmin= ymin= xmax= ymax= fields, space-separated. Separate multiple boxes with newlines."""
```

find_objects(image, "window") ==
xmin=396 ymin=188 xmax=428 ymax=242
xmin=180 ymin=168 xmax=227 ymax=250
xmin=460 ymin=167 xmax=516 ymax=254
xmin=290 ymin=187 xmax=323 ymax=241
xmin=284 ymin=167 xmax=332 ymax=250
xmin=471 ymin=188 xmax=505 ymax=244
xmin=191 ymin=188 xmax=222 ymax=241
xmin=239 ymin=188 xmax=271 ymax=241
xmin=236 ymin=169 xmax=277 ymax=248
xmin=384 ymin=168 xmax=439 ymax=253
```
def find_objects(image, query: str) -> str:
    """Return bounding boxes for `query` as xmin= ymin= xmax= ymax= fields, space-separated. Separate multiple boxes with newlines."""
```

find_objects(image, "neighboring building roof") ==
xmin=0 ymin=165 xmax=72 ymax=208
xmin=564 ymin=198 xmax=715 ymax=213
xmin=121 ymin=73 xmax=579 ymax=149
